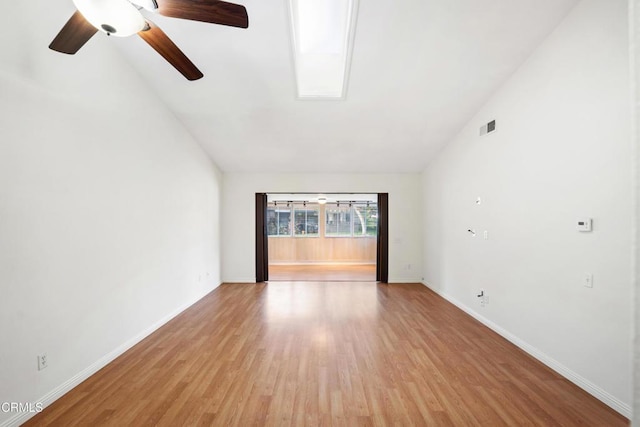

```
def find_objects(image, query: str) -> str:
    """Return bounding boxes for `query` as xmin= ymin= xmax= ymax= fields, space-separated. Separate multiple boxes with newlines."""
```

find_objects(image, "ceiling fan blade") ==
xmin=156 ymin=0 xmax=248 ymax=28
xmin=49 ymin=10 xmax=98 ymax=54
xmin=138 ymin=21 xmax=204 ymax=81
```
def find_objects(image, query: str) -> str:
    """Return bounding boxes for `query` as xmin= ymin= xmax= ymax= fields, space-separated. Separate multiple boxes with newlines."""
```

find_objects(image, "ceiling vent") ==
xmin=480 ymin=120 xmax=496 ymax=136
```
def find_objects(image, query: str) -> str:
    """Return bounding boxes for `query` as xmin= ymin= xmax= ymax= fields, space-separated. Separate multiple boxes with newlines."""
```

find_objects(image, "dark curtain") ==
xmin=376 ymin=193 xmax=389 ymax=283
xmin=255 ymin=193 xmax=269 ymax=282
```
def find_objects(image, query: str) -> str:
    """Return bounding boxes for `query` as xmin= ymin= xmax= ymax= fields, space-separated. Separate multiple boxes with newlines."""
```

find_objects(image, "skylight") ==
xmin=288 ymin=0 xmax=359 ymax=99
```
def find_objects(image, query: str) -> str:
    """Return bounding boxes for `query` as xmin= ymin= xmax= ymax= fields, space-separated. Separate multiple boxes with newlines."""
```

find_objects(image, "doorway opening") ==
xmin=255 ymin=193 xmax=388 ymax=282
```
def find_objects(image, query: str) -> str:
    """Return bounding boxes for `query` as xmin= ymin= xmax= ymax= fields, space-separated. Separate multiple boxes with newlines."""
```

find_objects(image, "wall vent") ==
xmin=480 ymin=119 xmax=496 ymax=136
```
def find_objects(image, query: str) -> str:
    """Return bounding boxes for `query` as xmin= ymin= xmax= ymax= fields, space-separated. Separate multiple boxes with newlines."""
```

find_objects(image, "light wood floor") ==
xmin=268 ymin=264 xmax=376 ymax=281
xmin=25 ymin=282 xmax=628 ymax=426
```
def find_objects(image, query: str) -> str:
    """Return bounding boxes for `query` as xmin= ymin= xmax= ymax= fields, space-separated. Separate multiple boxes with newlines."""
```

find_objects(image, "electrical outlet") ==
xmin=38 ymin=354 xmax=48 ymax=371
xmin=478 ymin=289 xmax=486 ymax=307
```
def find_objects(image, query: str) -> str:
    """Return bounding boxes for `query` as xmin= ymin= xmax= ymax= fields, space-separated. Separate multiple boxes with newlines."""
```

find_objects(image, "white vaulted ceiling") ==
xmin=43 ymin=0 xmax=579 ymax=172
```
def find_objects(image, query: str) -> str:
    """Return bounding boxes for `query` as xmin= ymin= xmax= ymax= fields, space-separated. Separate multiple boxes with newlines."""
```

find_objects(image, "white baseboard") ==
xmin=223 ymin=277 xmax=258 ymax=284
xmin=0 ymin=285 xmax=219 ymax=427
xmin=421 ymin=282 xmax=632 ymax=419
xmin=388 ymin=277 xmax=423 ymax=284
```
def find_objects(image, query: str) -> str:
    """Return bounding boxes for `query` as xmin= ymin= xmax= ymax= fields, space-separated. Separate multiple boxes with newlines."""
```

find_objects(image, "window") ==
xmin=267 ymin=206 xmax=291 ymax=236
xmin=270 ymin=200 xmax=377 ymax=237
xmin=353 ymin=204 xmax=378 ymax=236
xmin=325 ymin=203 xmax=377 ymax=237
xmin=294 ymin=207 xmax=319 ymax=236
xmin=325 ymin=205 xmax=352 ymax=236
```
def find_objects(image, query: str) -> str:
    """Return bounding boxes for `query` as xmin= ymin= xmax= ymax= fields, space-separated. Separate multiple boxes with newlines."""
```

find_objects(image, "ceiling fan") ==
xmin=49 ymin=0 xmax=249 ymax=80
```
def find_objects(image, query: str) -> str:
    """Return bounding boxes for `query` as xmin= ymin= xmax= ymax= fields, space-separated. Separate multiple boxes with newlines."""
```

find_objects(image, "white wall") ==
xmin=222 ymin=173 xmax=423 ymax=283
xmin=0 ymin=4 xmax=222 ymax=426
xmin=422 ymin=0 xmax=633 ymax=417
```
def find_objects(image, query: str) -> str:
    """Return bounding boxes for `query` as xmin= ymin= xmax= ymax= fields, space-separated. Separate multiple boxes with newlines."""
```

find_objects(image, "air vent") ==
xmin=480 ymin=119 xmax=496 ymax=136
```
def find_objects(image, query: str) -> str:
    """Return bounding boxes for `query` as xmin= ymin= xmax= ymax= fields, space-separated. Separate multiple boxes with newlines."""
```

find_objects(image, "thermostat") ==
xmin=577 ymin=218 xmax=592 ymax=232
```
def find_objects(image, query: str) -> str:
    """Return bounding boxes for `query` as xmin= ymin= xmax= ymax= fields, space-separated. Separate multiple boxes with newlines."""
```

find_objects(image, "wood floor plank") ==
xmin=23 ymin=282 xmax=628 ymax=426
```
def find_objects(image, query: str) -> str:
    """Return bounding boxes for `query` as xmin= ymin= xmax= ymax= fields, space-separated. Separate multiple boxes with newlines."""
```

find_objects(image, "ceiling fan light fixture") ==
xmin=72 ymin=0 xmax=146 ymax=37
